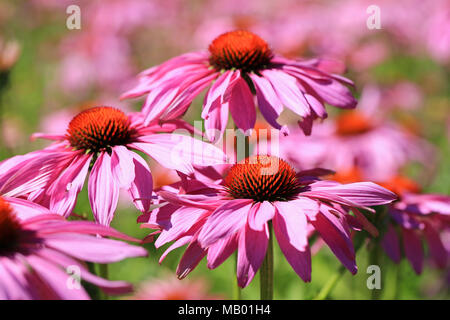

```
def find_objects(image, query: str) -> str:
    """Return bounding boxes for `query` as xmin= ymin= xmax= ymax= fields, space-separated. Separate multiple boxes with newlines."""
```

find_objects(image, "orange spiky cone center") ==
xmin=0 ymin=197 xmax=22 ymax=254
xmin=224 ymin=155 xmax=300 ymax=202
xmin=208 ymin=30 xmax=273 ymax=72
xmin=67 ymin=106 xmax=133 ymax=153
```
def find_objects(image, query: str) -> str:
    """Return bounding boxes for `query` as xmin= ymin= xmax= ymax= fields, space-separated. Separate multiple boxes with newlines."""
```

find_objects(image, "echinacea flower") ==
xmin=378 ymin=176 xmax=450 ymax=274
xmin=121 ymin=30 xmax=357 ymax=141
xmin=278 ymin=86 xmax=433 ymax=181
xmin=0 ymin=196 xmax=147 ymax=300
xmin=0 ymin=106 xmax=226 ymax=226
xmin=143 ymin=155 xmax=396 ymax=287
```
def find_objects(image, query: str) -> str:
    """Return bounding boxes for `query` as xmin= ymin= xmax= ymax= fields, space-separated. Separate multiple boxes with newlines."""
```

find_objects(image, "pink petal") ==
xmin=198 ymin=199 xmax=253 ymax=248
xmin=381 ymin=224 xmax=401 ymax=263
xmin=273 ymin=213 xmax=311 ymax=282
xmin=310 ymin=206 xmax=357 ymax=274
xmin=228 ymin=77 xmax=256 ymax=135
xmin=402 ymin=228 xmax=424 ymax=274
xmin=237 ymin=224 xmax=269 ymax=288
xmin=44 ymin=233 xmax=147 ymax=264
xmin=176 ymin=240 xmax=207 ymax=279
xmin=206 ymin=233 xmax=238 ymax=269
xmin=248 ymin=201 xmax=275 ymax=231
xmin=111 ymin=146 xmax=135 ymax=189
xmin=88 ymin=152 xmax=120 ymax=226
xmin=48 ymin=153 xmax=92 ymax=217
xmin=127 ymin=152 xmax=153 ymax=213
xmin=274 ymin=201 xmax=310 ymax=251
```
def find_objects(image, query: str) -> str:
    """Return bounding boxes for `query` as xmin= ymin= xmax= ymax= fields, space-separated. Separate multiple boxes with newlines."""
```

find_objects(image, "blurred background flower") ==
xmin=0 ymin=0 xmax=448 ymax=299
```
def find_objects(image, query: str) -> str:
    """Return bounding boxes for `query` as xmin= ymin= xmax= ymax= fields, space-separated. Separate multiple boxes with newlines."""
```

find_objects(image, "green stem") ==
xmin=233 ymin=252 xmax=242 ymax=300
xmin=313 ymin=234 xmax=365 ymax=300
xmin=98 ymin=264 xmax=109 ymax=300
xmin=369 ymin=244 xmax=383 ymax=300
xmin=260 ymin=222 xmax=274 ymax=300
xmin=313 ymin=265 xmax=346 ymax=300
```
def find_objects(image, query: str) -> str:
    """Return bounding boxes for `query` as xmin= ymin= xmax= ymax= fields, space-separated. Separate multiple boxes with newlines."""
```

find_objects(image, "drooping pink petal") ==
xmin=247 ymin=201 xmax=275 ymax=231
xmin=262 ymin=69 xmax=310 ymax=117
xmin=198 ymin=199 xmax=253 ymax=248
xmin=176 ymin=240 xmax=207 ymax=279
xmin=423 ymin=224 xmax=447 ymax=269
xmin=274 ymin=201 xmax=310 ymax=251
xmin=25 ymin=255 xmax=90 ymax=300
xmin=131 ymin=134 xmax=227 ymax=174
xmin=310 ymin=205 xmax=357 ymax=274
xmin=402 ymin=228 xmax=424 ymax=274
xmin=47 ymin=153 xmax=92 ymax=217
xmin=37 ymin=248 xmax=134 ymax=295
xmin=43 ymin=233 xmax=147 ymax=264
xmin=88 ymin=152 xmax=120 ymax=226
xmin=127 ymin=152 xmax=153 ymax=213
xmin=381 ymin=224 xmax=402 ymax=263
xmin=228 ymin=77 xmax=256 ymax=135
xmin=206 ymin=233 xmax=238 ymax=269
xmin=111 ymin=146 xmax=135 ymax=189
xmin=272 ymin=213 xmax=311 ymax=282
xmin=237 ymin=224 xmax=269 ymax=288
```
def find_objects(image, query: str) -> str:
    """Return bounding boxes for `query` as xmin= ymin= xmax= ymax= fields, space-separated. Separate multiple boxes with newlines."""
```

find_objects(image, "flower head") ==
xmin=121 ymin=30 xmax=357 ymax=141
xmin=379 ymin=176 xmax=450 ymax=274
xmin=0 ymin=106 xmax=227 ymax=226
xmin=143 ymin=156 xmax=396 ymax=287
xmin=0 ymin=196 xmax=147 ymax=300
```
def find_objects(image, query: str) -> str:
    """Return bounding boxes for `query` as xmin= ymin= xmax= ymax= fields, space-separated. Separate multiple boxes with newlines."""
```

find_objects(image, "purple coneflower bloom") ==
xmin=142 ymin=155 xmax=396 ymax=287
xmin=0 ymin=106 xmax=226 ymax=226
xmin=121 ymin=30 xmax=357 ymax=141
xmin=379 ymin=176 xmax=450 ymax=274
xmin=0 ymin=196 xmax=147 ymax=300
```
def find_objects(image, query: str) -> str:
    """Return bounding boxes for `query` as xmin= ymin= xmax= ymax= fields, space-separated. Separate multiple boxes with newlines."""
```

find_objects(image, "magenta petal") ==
xmin=423 ymin=224 xmax=447 ymax=268
xmin=248 ymin=201 xmax=275 ymax=231
xmin=37 ymin=248 xmax=133 ymax=295
xmin=310 ymin=206 xmax=357 ymax=274
xmin=198 ymin=199 xmax=253 ymax=248
xmin=228 ymin=77 xmax=256 ymax=135
xmin=206 ymin=233 xmax=238 ymax=269
xmin=273 ymin=212 xmax=311 ymax=282
xmin=131 ymin=133 xmax=227 ymax=174
xmin=204 ymin=97 xmax=229 ymax=143
xmin=176 ymin=240 xmax=207 ymax=279
xmin=274 ymin=201 xmax=309 ymax=251
xmin=381 ymin=224 xmax=402 ymax=263
xmin=127 ymin=152 xmax=153 ymax=213
xmin=250 ymin=74 xmax=285 ymax=131
xmin=262 ymin=69 xmax=310 ymax=117
xmin=402 ymin=228 xmax=424 ymax=274
xmin=88 ymin=152 xmax=120 ymax=226
xmin=44 ymin=233 xmax=147 ymax=264
xmin=25 ymin=255 xmax=90 ymax=300
xmin=111 ymin=146 xmax=135 ymax=189
xmin=237 ymin=224 xmax=268 ymax=288
xmin=48 ymin=153 xmax=92 ymax=217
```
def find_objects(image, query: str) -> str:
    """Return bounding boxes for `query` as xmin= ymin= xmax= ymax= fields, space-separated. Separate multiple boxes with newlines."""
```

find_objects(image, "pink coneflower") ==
xmin=143 ymin=155 xmax=396 ymax=287
xmin=121 ymin=30 xmax=357 ymax=141
xmin=379 ymin=176 xmax=450 ymax=274
xmin=129 ymin=275 xmax=222 ymax=300
xmin=278 ymin=86 xmax=433 ymax=181
xmin=0 ymin=196 xmax=147 ymax=300
xmin=0 ymin=106 xmax=226 ymax=226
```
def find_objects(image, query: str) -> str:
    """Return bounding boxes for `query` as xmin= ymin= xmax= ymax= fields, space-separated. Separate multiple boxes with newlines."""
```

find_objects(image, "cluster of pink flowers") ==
xmin=1 ymin=5 xmax=449 ymax=298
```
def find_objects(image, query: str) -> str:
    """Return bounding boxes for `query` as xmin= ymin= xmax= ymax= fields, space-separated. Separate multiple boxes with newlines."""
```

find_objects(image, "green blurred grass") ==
xmin=1 ymin=3 xmax=449 ymax=300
